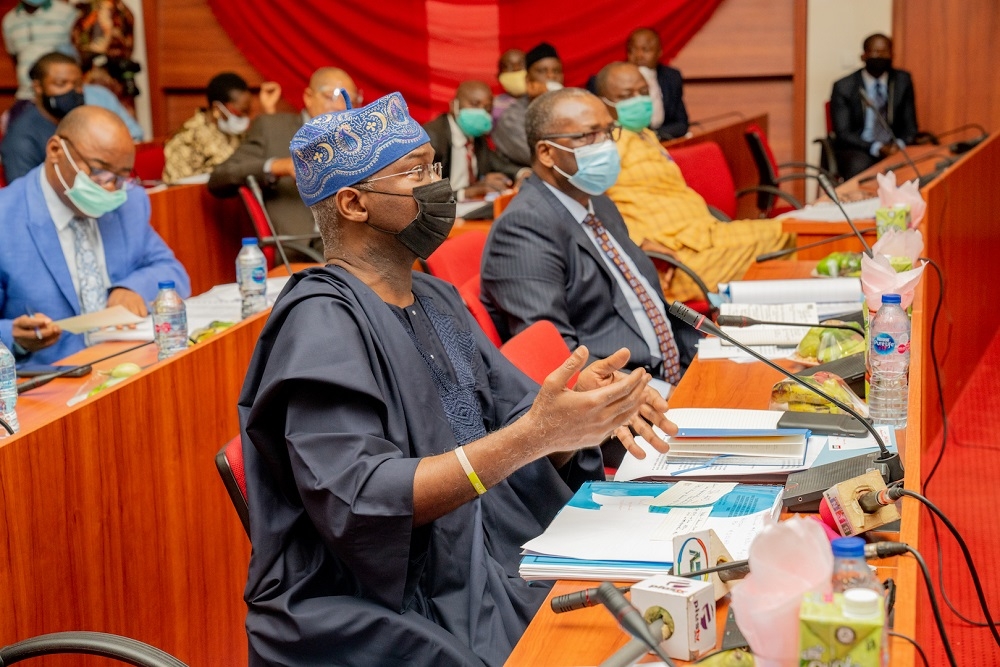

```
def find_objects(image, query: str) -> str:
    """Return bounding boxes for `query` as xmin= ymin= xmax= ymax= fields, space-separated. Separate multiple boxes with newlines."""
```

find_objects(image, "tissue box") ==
xmin=629 ymin=574 xmax=716 ymax=660
xmin=875 ymin=204 xmax=910 ymax=238
xmin=799 ymin=592 xmax=884 ymax=667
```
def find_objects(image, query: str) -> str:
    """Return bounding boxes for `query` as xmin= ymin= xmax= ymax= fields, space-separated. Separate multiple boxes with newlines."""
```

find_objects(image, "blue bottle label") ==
xmin=872 ymin=332 xmax=896 ymax=355
xmin=251 ymin=266 xmax=266 ymax=284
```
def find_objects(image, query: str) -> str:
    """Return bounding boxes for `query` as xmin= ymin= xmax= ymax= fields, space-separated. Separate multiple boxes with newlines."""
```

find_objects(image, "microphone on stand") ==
xmin=716 ymin=315 xmax=863 ymax=336
xmin=246 ymin=175 xmax=294 ymax=276
xmin=755 ymin=228 xmax=877 ymax=263
xmin=16 ymin=341 xmax=155 ymax=394
xmin=667 ymin=301 xmax=904 ymax=484
xmin=816 ymin=173 xmax=873 ymax=257
xmin=858 ymin=89 xmax=921 ymax=178
xmin=595 ymin=582 xmax=677 ymax=666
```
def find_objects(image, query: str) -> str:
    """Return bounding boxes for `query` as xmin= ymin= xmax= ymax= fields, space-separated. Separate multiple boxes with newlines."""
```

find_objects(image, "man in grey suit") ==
xmin=482 ymin=88 xmax=698 ymax=393
xmin=208 ymin=67 xmax=359 ymax=243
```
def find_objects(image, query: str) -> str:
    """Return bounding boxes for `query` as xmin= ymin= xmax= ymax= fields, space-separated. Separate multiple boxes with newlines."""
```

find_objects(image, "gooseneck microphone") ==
xmin=858 ymin=89 xmax=921 ymax=177
xmin=246 ymin=175 xmax=294 ymax=276
xmin=755 ymin=228 xmax=877 ymax=263
xmin=816 ymin=173 xmax=873 ymax=257
xmin=668 ymin=301 xmax=904 ymax=483
xmin=596 ymin=582 xmax=676 ymax=666
xmin=716 ymin=315 xmax=863 ymax=336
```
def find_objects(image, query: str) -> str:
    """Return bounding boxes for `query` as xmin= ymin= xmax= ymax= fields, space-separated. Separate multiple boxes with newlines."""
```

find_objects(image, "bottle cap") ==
xmin=242 ymin=237 xmax=258 ymax=245
xmin=882 ymin=294 xmax=901 ymax=305
xmin=831 ymin=536 xmax=865 ymax=558
xmin=842 ymin=588 xmax=882 ymax=618
xmin=158 ymin=280 xmax=175 ymax=289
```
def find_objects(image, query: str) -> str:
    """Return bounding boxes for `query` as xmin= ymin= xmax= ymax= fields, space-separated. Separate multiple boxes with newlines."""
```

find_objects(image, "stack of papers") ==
xmin=667 ymin=427 xmax=810 ymax=463
xmin=519 ymin=480 xmax=783 ymax=581
xmin=718 ymin=302 xmax=819 ymax=347
xmin=717 ymin=278 xmax=862 ymax=320
xmin=776 ymin=196 xmax=880 ymax=221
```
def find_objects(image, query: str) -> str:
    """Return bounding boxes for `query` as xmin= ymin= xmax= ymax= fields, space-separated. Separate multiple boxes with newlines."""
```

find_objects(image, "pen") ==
xmin=24 ymin=307 xmax=42 ymax=340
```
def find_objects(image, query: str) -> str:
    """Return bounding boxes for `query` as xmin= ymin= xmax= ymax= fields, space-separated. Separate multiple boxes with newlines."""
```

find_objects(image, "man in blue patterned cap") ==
xmin=237 ymin=91 xmax=675 ymax=667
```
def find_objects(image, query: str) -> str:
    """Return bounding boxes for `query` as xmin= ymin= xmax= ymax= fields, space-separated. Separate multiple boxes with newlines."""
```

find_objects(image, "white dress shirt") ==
xmin=447 ymin=114 xmax=476 ymax=196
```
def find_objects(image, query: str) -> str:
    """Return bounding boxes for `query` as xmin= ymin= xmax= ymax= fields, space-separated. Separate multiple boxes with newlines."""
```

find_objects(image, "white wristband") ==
xmin=454 ymin=446 xmax=487 ymax=495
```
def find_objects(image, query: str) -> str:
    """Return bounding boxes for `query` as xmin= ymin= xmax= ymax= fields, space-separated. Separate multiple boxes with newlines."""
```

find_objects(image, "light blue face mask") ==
xmin=545 ymin=139 xmax=621 ymax=195
xmin=55 ymin=138 xmax=128 ymax=218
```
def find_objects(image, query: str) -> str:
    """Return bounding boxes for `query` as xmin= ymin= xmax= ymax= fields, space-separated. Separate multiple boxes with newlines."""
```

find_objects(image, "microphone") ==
xmin=16 ymin=340 xmax=155 ymax=395
xmin=716 ymin=315 xmax=863 ymax=336
xmin=857 ymin=483 xmax=904 ymax=514
xmin=864 ymin=540 xmax=908 ymax=559
xmin=596 ymin=582 xmax=676 ymax=666
xmin=246 ymin=175 xmax=294 ymax=276
xmin=857 ymin=89 xmax=921 ymax=177
xmin=933 ymin=123 xmax=989 ymax=154
xmin=754 ymin=228 xmax=877 ymax=263
xmin=550 ymin=559 xmax=750 ymax=613
xmin=816 ymin=173 xmax=873 ymax=257
xmin=667 ymin=301 xmax=903 ymax=484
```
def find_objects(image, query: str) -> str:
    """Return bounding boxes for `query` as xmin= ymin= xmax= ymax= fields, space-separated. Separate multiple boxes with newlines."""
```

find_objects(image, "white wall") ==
xmin=122 ymin=0 xmax=151 ymax=140
xmin=805 ymin=0 xmax=893 ymax=198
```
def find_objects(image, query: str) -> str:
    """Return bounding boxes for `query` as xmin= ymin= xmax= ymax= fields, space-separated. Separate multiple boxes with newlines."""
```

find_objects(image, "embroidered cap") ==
xmin=291 ymin=91 xmax=429 ymax=206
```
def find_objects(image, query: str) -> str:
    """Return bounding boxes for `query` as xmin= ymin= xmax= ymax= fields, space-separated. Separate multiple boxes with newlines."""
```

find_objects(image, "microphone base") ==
xmin=873 ymin=451 xmax=904 ymax=484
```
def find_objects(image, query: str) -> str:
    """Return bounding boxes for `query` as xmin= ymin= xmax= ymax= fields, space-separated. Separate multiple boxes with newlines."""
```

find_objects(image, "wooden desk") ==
xmin=0 ymin=315 xmax=264 ymax=665
xmin=665 ymin=114 xmax=768 ymax=219
xmin=507 ymin=260 xmax=923 ymax=667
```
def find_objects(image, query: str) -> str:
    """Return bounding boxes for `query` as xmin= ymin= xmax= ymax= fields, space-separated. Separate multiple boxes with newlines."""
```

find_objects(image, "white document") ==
xmin=650 ymin=482 xmax=738 ymax=507
xmin=719 ymin=278 xmax=862 ymax=306
xmin=521 ymin=505 xmax=671 ymax=563
xmin=665 ymin=408 xmax=784 ymax=429
xmin=776 ymin=196 xmax=880 ymax=221
xmin=718 ymin=302 xmax=819 ymax=347
xmin=696 ymin=337 xmax=791 ymax=362
xmin=649 ymin=507 xmax=713 ymax=541
xmin=827 ymin=425 xmax=894 ymax=451
xmin=55 ymin=305 xmax=146 ymax=333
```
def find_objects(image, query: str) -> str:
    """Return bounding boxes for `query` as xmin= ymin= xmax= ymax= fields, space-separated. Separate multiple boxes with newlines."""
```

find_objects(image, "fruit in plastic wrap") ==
xmin=816 ymin=251 xmax=862 ymax=277
xmin=796 ymin=324 xmax=865 ymax=363
xmin=769 ymin=371 xmax=868 ymax=415
xmin=189 ymin=320 xmax=235 ymax=344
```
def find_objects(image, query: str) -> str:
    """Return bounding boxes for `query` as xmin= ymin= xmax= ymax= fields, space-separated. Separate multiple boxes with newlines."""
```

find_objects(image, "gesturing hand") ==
xmin=108 ymin=287 xmax=148 ymax=317
xmin=575 ymin=347 xmax=677 ymax=458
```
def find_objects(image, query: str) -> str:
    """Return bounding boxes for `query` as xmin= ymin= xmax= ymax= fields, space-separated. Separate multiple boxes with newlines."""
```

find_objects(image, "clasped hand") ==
xmin=528 ymin=346 xmax=676 ymax=460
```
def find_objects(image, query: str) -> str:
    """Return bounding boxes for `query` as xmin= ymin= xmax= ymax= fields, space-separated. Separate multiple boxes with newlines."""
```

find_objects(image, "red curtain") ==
xmin=206 ymin=0 xmax=724 ymax=123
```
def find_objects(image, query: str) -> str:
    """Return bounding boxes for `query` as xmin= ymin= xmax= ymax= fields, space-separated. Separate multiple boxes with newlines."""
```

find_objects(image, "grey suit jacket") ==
xmin=481 ymin=175 xmax=697 ymax=377
xmin=208 ymin=112 xmax=316 ymax=239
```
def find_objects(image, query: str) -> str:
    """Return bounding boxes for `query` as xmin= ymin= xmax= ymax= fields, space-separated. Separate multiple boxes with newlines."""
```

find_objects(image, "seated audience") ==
xmin=492 ymin=48 xmax=525 ymax=122
xmin=482 ymin=87 xmax=699 ymax=391
xmin=423 ymin=80 xmax=525 ymax=199
xmin=162 ymin=72 xmax=251 ymax=184
xmin=831 ymin=33 xmax=918 ymax=179
xmin=1 ymin=52 xmax=85 ymax=182
xmin=238 ymin=90 xmax=674 ymax=667
xmin=596 ymin=62 xmax=789 ymax=302
xmin=208 ymin=67 xmax=357 ymax=242
xmin=492 ymin=41 xmax=564 ymax=168
xmin=0 ymin=106 xmax=190 ymax=366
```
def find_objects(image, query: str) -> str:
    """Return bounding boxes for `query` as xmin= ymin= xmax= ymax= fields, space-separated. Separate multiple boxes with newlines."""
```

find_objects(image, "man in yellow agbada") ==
xmin=595 ymin=61 xmax=790 ymax=302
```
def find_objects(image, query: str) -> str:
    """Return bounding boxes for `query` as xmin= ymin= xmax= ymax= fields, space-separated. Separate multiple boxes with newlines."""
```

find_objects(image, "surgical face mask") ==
xmin=22 ymin=0 xmax=50 ymax=7
xmin=609 ymin=95 xmax=653 ymax=132
xmin=214 ymin=102 xmax=250 ymax=135
xmin=498 ymin=70 xmax=527 ymax=97
xmin=365 ymin=179 xmax=457 ymax=259
xmin=545 ymin=139 xmax=621 ymax=195
xmin=43 ymin=89 xmax=84 ymax=119
xmin=545 ymin=80 xmax=564 ymax=92
xmin=455 ymin=106 xmax=493 ymax=138
xmin=54 ymin=138 xmax=128 ymax=218
xmin=865 ymin=57 xmax=892 ymax=78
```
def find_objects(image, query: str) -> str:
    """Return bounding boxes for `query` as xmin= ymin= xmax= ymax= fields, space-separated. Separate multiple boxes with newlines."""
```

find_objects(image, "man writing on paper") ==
xmin=238 ymin=92 xmax=675 ymax=667
xmin=0 ymin=106 xmax=190 ymax=366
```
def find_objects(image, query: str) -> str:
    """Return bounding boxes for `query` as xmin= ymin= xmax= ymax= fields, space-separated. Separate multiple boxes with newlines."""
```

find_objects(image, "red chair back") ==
xmin=134 ymin=141 xmax=165 ymax=183
xmin=825 ymin=101 xmax=833 ymax=135
xmin=458 ymin=275 xmax=502 ymax=347
xmin=500 ymin=320 xmax=577 ymax=388
xmin=238 ymin=185 xmax=278 ymax=268
xmin=215 ymin=436 xmax=250 ymax=536
xmin=423 ymin=230 xmax=488 ymax=287
xmin=666 ymin=141 xmax=737 ymax=219
xmin=745 ymin=123 xmax=779 ymax=176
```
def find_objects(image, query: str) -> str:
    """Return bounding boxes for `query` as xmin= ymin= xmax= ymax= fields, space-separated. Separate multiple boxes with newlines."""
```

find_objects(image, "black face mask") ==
xmin=365 ymin=178 xmax=457 ymax=259
xmin=43 ymin=90 xmax=85 ymax=119
xmin=864 ymin=57 xmax=892 ymax=78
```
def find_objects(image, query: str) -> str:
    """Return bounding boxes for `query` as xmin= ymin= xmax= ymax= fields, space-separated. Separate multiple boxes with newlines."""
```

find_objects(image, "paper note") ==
xmin=55 ymin=305 xmax=146 ymax=333
xmin=718 ymin=302 xmax=819 ymax=347
xmin=696 ymin=337 xmax=792 ymax=362
xmin=650 ymin=482 xmax=738 ymax=507
xmin=592 ymin=493 xmax=657 ymax=510
xmin=828 ymin=425 xmax=894 ymax=451
xmin=649 ymin=507 xmax=713 ymax=542
xmin=719 ymin=278 xmax=862 ymax=306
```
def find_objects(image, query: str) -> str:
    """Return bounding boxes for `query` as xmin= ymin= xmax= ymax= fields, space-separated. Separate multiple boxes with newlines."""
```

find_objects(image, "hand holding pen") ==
xmin=11 ymin=309 xmax=61 ymax=352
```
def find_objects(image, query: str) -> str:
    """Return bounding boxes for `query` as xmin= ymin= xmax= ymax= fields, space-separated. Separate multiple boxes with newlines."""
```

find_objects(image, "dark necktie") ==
xmin=871 ymin=81 xmax=893 ymax=145
xmin=465 ymin=140 xmax=476 ymax=186
xmin=583 ymin=213 xmax=682 ymax=384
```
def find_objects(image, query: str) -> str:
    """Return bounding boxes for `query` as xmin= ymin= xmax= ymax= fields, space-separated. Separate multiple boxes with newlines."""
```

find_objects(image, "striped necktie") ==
xmin=69 ymin=216 xmax=107 ymax=314
xmin=583 ymin=213 xmax=682 ymax=384
xmin=871 ymin=81 xmax=893 ymax=145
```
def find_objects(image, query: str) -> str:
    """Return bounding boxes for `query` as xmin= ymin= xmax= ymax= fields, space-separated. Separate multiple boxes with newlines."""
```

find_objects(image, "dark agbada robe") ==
xmin=238 ymin=266 xmax=603 ymax=667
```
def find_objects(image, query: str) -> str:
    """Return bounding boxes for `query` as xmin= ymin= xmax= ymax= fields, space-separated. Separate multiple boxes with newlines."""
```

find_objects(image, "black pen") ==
xmin=24 ymin=307 xmax=42 ymax=341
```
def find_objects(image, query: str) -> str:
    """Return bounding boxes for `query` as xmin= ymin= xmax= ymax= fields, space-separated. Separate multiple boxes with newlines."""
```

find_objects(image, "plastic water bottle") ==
xmin=0 ymin=340 xmax=19 ymax=437
xmin=831 ymin=537 xmax=883 ymax=595
xmin=867 ymin=294 xmax=910 ymax=426
xmin=152 ymin=280 xmax=188 ymax=360
xmin=236 ymin=238 xmax=267 ymax=319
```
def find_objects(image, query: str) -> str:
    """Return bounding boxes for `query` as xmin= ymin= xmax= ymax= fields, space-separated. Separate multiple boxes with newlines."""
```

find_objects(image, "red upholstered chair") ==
xmin=744 ymin=122 xmax=833 ymax=216
xmin=422 ymin=230 xmax=488 ymax=287
xmin=500 ymin=320 xmax=577 ymax=388
xmin=457 ymin=275 xmax=502 ymax=347
xmin=238 ymin=181 xmax=323 ymax=269
xmin=666 ymin=141 xmax=738 ymax=220
xmin=133 ymin=141 xmax=165 ymax=183
xmin=215 ymin=436 xmax=250 ymax=537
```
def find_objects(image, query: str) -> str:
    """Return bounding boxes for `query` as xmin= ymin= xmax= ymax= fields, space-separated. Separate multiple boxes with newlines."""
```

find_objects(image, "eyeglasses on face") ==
xmin=540 ymin=123 xmax=622 ymax=146
xmin=357 ymin=162 xmax=442 ymax=185
xmin=58 ymin=135 xmax=135 ymax=190
xmin=317 ymin=86 xmax=364 ymax=106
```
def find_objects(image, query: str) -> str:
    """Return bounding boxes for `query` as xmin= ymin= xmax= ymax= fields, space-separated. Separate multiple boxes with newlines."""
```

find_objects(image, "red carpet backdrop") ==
xmin=206 ymin=0 xmax=724 ymax=122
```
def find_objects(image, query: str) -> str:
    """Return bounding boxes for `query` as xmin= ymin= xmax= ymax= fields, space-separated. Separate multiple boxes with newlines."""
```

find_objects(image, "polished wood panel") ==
xmin=0 ymin=315 xmax=264 ymax=665
xmin=147 ymin=183 xmax=252 ymax=295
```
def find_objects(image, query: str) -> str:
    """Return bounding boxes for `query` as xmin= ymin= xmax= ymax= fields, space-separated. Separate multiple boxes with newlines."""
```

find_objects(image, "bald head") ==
xmin=304 ymin=67 xmax=359 ymax=117
xmin=499 ymin=49 xmax=525 ymax=74
xmin=525 ymin=87 xmax=599 ymax=159
xmin=57 ymin=106 xmax=133 ymax=156
xmin=626 ymin=27 xmax=662 ymax=69
xmin=454 ymin=80 xmax=493 ymax=114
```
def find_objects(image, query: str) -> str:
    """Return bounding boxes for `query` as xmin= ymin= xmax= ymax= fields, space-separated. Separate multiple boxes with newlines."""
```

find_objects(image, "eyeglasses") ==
xmin=58 ymin=136 xmax=135 ymax=190
xmin=317 ymin=86 xmax=364 ymax=107
xmin=540 ymin=123 xmax=622 ymax=146
xmin=357 ymin=162 xmax=442 ymax=185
